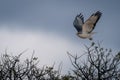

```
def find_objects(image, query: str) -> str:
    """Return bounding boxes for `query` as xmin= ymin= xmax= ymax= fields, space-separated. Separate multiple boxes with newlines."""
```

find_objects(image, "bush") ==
xmin=0 ymin=52 xmax=62 ymax=80
xmin=0 ymin=42 xmax=119 ymax=80
xmin=68 ymin=42 xmax=120 ymax=80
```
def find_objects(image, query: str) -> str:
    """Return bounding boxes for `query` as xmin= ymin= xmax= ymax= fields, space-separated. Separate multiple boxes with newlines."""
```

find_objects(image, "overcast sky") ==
xmin=0 ymin=0 xmax=120 ymax=73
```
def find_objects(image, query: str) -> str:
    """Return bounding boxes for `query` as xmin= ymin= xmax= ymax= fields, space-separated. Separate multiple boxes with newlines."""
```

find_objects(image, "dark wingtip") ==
xmin=95 ymin=11 xmax=102 ymax=16
xmin=92 ymin=11 xmax=102 ymax=27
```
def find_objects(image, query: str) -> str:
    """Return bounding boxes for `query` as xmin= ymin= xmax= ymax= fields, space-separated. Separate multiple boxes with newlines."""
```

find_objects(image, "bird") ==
xmin=73 ymin=11 xmax=102 ymax=40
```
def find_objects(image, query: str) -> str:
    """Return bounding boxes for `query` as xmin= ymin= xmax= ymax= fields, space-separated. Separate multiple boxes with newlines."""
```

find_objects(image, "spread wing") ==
xmin=73 ymin=13 xmax=84 ymax=32
xmin=83 ymin=11 xmax=102 ymax=33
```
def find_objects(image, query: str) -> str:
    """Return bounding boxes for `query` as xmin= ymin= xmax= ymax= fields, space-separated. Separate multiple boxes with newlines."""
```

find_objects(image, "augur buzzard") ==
xmin=73 ymin=11 xmax=102 ymax=40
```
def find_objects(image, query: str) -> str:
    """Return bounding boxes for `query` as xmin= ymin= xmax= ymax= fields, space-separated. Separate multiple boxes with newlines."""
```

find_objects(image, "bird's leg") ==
xmin=89 ymin=37 xmax=93 ymax=40
xmin=88 ymin=32 xmax=97 ymax=40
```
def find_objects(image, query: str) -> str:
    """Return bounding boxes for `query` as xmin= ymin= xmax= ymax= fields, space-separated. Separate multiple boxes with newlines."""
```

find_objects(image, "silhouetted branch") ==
xmin=68 ymin=42 xmax=120 ymax=80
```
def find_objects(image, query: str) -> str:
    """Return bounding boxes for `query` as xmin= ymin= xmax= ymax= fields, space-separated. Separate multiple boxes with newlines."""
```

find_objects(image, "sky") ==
xmin=0 ymin=0 xmax=120 ymax=73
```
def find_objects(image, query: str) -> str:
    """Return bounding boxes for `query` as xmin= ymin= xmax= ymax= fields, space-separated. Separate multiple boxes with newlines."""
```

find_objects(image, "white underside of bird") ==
xmin=77 ymin=32 xmax=96 ymax=40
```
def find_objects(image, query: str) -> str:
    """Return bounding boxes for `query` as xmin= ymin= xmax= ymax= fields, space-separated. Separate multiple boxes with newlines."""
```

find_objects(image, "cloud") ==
xmin=0 ymin=26 xmax=84 ymax=73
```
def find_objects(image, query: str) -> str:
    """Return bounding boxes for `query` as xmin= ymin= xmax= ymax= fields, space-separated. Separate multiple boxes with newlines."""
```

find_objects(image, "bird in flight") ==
xmin=73 ymin=11 xmax=102 ymax=40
